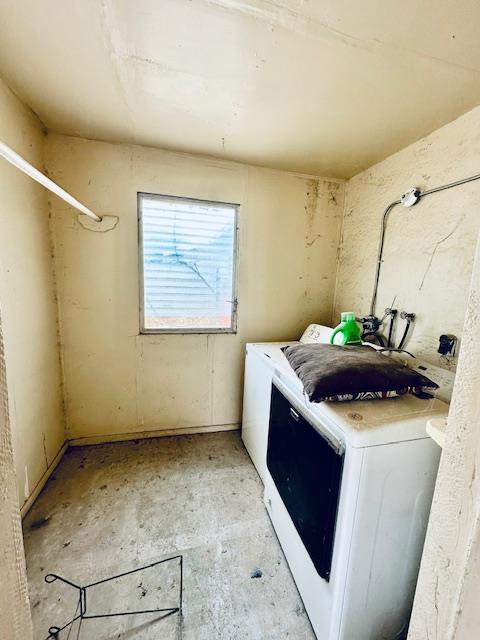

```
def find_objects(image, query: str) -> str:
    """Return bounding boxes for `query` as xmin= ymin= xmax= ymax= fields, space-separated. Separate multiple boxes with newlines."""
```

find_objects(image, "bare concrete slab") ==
xmin=23 ymin=431 xmax=315 ymax=639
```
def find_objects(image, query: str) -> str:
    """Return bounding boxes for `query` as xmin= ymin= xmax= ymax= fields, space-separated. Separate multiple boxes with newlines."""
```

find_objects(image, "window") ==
xmin=138 ymin=193 xmax=238 ymax=333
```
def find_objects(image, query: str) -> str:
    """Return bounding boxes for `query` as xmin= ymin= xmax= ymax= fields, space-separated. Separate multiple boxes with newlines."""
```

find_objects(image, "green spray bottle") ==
xmin=330 ymin=312 xmax=362 ymax=345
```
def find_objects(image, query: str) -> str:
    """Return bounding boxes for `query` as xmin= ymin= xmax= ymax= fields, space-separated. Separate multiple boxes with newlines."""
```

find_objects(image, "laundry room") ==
xmin=1 ymin=2 xmax=480 ymax=640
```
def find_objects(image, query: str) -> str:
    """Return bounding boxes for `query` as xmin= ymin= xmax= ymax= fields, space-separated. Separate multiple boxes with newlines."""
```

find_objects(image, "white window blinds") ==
xmin=139 ymin=194 xmax=238 ymax=332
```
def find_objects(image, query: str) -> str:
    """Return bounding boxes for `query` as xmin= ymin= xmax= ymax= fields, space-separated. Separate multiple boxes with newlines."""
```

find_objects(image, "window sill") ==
xmin=139 ymin=329 xmax=237 ymax=335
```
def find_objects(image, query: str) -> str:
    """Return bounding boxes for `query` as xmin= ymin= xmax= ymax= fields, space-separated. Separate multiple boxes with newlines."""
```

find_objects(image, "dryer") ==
xmin=241 ymin=330 xmax=450 ymax=639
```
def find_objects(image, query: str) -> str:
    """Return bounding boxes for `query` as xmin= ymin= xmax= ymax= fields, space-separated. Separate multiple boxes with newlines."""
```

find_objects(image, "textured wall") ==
xmin=46 ymin=135 xmax=343 ymax=440
xmin=0 ymin=306 xmax=32 ymax=638
xmin=334 ymin=106 xmax=480 ymax=368
xmin=0 ymin=77 xmax=65 ymax=506
xmin=408 ymin=233 xmax=480 ymax=639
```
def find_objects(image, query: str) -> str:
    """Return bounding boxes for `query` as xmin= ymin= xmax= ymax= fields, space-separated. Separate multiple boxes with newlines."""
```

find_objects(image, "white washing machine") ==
xmin=241 ymin=327 xmax=451 ymax=640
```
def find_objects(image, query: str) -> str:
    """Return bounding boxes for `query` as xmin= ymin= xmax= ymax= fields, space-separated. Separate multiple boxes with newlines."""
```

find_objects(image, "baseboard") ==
xmin=68 ymin=423 xmax=240 ymax=447
xmin=20 ymin=441 xmax=68 ymax=519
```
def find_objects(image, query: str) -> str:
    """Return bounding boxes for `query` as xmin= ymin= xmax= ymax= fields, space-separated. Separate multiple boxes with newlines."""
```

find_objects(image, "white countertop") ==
xmin=426 ymin=417 xmax=448 ymax=448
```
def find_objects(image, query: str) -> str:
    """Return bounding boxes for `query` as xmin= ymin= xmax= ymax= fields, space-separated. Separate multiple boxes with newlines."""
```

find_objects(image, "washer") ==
xmin=241 ymin=333 xmax=449 ymax=640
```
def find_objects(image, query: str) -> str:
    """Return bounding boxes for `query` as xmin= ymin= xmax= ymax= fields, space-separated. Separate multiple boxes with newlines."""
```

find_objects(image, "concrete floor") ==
xmin=23 ymin=431 xmax=315 ymax=640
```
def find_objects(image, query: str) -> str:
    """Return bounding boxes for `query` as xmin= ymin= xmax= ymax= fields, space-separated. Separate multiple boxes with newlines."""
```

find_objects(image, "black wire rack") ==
xmin=44 ymin=555 xmax=183 ymax=639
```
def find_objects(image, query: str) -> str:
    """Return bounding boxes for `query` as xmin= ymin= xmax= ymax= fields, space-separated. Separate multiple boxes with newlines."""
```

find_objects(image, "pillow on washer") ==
xmin=281 ymin=343 xmax=438 ymax=403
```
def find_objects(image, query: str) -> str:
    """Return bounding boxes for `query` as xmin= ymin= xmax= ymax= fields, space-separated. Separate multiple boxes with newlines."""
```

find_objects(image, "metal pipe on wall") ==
xmin=369 ymin=199 xmax=401 ymax=316
xmin=0 ymin=140 xmax=102 ymax=222
xmin=369 ymin=171 xmax=480 ymax=318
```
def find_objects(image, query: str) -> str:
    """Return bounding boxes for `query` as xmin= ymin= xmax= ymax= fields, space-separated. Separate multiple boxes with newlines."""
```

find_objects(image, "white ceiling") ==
xmin=1 ymin=0 xmax=480 ymax=178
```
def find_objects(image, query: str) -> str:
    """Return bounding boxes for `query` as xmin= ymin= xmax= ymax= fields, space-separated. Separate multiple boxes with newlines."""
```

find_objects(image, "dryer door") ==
xmin=267 ymin=382 xmax=344 ymax=581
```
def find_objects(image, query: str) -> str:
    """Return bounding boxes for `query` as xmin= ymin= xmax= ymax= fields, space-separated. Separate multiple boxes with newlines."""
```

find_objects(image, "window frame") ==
xmin=138 ymin=192 xmax=239 ymax=335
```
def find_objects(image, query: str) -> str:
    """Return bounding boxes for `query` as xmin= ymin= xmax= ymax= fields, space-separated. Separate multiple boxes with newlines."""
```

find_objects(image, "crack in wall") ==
xmin=418 ymin=216 xmax=465 ymax=291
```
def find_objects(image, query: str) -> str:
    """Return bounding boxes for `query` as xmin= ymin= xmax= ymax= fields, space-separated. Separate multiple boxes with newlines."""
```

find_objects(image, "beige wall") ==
xmin=408 ymin=232 xmax=480 ymax=639
xmin=0 ymin=78 xmax=65 ymax=506
xmin=46 ymin=134 xmax=343 ymax=440
xmin=0 ymin=301 xmax=32 ymax=639
xmin=334 ymin=106 xmax=480 ymax=368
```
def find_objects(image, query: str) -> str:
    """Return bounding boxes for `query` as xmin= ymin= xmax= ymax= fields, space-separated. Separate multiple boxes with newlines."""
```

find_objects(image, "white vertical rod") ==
xmin=0 ymin=140 xmax=102 ymax=222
